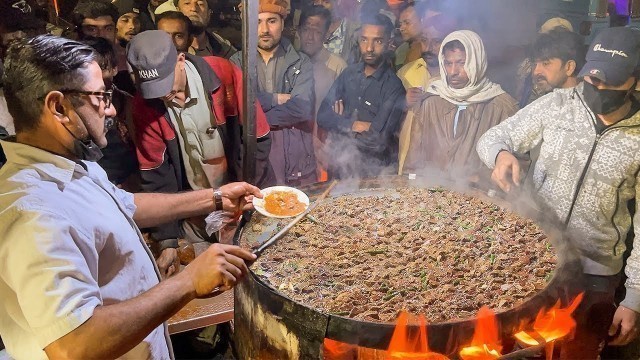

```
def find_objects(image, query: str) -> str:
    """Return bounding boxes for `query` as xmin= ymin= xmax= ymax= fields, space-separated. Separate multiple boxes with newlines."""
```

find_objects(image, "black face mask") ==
xmin=71 ymin=137 xmax=104 ymax=162
xmin=582 ymin=81 xmax=632 ymax=115
xmin=62 ymin=115 xmax=112 ymax=162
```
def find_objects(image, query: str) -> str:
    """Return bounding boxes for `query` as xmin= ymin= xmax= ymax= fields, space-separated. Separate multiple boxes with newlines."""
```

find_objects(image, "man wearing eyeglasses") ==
xmin=0 ymin=34 xmax=261 ymax=359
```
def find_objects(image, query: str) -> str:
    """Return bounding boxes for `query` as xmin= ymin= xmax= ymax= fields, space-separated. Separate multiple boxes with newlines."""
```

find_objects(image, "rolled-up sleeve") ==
xmin=0 ymin=207 xmax=102 ymax=348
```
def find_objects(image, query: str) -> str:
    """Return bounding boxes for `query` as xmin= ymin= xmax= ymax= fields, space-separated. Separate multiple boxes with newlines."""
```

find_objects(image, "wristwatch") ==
xmin=213 ymin=189 xmax=223 ymax=211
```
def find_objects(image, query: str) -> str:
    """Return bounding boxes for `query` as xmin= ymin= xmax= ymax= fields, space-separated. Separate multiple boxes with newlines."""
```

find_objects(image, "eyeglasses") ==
xmin=60 ymin=87 xmax=114 ymax=109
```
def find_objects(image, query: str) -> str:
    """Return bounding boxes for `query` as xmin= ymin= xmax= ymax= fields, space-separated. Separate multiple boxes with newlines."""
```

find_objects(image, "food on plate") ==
xmin=264 ymin=191 xmax=307 ymax=217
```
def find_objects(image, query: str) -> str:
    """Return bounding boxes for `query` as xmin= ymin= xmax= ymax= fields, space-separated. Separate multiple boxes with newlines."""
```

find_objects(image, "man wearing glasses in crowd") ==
xmin=0 ymin=34 xmax=259 ymax=359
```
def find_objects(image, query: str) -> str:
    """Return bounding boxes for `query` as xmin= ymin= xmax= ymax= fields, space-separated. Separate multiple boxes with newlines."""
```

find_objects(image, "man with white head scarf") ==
xmin=404 ymin=30 xmax=518 ymax=186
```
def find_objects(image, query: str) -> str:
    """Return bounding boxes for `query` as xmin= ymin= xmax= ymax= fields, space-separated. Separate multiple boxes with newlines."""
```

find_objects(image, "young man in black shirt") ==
xmin=317 ymin=13 xmax=406 ymax=178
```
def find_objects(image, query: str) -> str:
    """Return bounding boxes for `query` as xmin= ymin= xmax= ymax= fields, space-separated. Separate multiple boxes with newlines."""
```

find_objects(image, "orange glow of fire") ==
xmin=514 ymin=292 xmax=584 ymax=346
xmin=386 ymin=311 xmax=449 ymax=360
xmin=459 ymin=306 xmax=503 ymax=360
xmin=323 ymin=338 xmax=356 ymax=359
xmin=52 ymin=0 xmax=59 ymax=16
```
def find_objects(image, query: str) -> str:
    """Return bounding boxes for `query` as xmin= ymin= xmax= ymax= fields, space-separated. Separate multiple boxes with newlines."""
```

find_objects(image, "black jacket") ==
xmin=318 ymin=62 xmax=406 ymax=177
xmin=0 ymin=125 xmax=7 ymax=168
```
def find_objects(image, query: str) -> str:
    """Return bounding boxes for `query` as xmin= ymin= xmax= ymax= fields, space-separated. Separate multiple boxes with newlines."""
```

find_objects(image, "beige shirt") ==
xmin=311 ymin=47 xmax=347 ymax=118
xmin=166 ymin=61 xmax=227 ymax=190
xmin=397 ymin=58 xmax=435 ymax=174
xmin=0 ymin=141 xmax=172 ymax=360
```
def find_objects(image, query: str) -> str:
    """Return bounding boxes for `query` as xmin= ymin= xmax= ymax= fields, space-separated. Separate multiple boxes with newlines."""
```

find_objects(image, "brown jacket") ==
xmin=404 ymin=92 xmax=518 ymax=183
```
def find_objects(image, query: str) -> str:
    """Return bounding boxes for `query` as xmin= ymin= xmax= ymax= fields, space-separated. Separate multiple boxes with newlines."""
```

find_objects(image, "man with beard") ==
xmin=317 ymin=14 xmax=405 ymax=178
xmin=231 ymin=0 xmax=317 ymax=186
xmin=477 ymin=27 xmax=640 ymax=358
xmin=518 ymin=28 xmax=585 ymax=186
xmin=404 ymin=30 xmax=518 ymax=185
xmin=298 ymin=5 xmax=347 ymax=181
xmin=72 ymin=0 xmax=118 ymax=43
xmin=113 ymin=0 xmax=142 ymax=47
xmin=516 ymin=17 xmax=575 ymax=107
xmin=397 ymin=13 xmax=457 ymax=174
xmin=530 ymin=28 xmax=584 ymax=101
xmin=175 ymin=0 xmax=236 ymax=59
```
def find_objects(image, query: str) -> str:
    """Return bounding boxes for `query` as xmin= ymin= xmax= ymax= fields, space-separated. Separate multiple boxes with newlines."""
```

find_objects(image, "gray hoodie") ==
xmin=477 ymin=83 xmax=640 ymax=312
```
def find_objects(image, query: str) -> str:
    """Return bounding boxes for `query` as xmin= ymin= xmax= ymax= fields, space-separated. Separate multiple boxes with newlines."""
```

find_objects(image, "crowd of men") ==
xmin=2 ymin=0 xmax=640 ymax=358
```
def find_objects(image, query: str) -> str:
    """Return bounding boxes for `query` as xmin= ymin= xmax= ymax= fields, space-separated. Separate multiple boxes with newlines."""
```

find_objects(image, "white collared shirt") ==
xmin=0 ymin=140 xmax=172 ymax=360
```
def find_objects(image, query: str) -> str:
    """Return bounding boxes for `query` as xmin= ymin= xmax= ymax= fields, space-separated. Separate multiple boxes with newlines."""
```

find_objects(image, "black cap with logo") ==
xmin=579 ymin=27 xmax=640 ymax=86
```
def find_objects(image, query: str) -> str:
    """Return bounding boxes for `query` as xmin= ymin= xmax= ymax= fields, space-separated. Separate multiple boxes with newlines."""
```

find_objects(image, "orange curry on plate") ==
xmin=264 ymin=191 xmax=306 ymax=216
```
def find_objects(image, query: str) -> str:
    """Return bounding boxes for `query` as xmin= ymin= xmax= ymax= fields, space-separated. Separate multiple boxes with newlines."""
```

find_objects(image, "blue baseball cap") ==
xmin=579 ymin=27 xmax=640 ymax=86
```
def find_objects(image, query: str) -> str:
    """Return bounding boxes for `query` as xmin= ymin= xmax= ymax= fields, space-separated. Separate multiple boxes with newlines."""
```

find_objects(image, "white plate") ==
xmin=253 ymin=186 xmax=310 ymax=218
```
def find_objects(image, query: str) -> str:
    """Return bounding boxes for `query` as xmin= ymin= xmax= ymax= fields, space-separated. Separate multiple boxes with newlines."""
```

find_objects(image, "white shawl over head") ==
xmin=427 ymin=30 xmax=505 ymax=105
